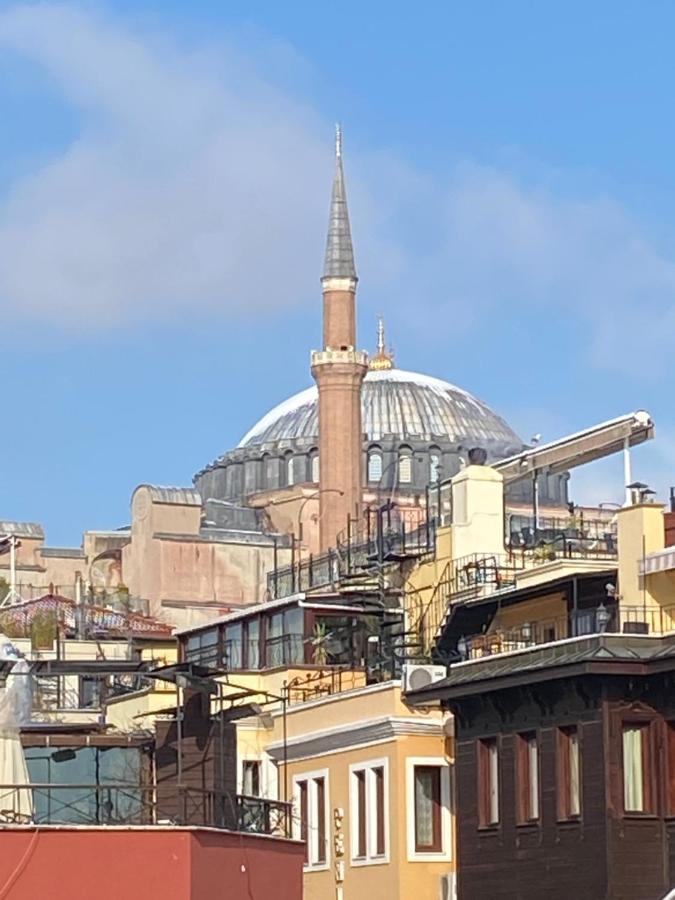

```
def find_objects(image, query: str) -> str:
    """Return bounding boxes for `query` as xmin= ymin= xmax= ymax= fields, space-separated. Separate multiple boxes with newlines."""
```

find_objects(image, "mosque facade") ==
xmin=2 ymin=131 xmax=568 ymax=627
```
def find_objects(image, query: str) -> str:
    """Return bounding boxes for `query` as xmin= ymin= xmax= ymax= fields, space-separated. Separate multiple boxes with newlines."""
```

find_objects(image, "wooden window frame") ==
xmin=349 ymin=758 xmax=389 ymax=866
xmin=414 ymin=766 xmax=443 ymax=852
xmin=292 ymin=769 xmax=330 ymax=870
xmin=405 ymin=756 xmax=452 ymax=862
xmin=515 ymin=731 xmax=540 ymax=825
xmin=621 ymin=721 xmax=655 ymax=816
xmin=556 ymin=726 xmax=581 ymax=821
xmin=477 ymin=738 xmax=500 ymax=828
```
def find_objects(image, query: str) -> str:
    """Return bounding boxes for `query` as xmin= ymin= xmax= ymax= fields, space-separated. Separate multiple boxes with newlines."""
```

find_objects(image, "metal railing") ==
xmin=0 ymin=784 xmax=292 ymax=837
xmin=267 ymin=505 xmax=437 ymax=600
xmin=407 ymin=533 xmax=620 ymax=661
xmin=454 ymin=603 xmax=675 ymax=662
xmin=409 ymin=553 xmax=522 ymax=656
xmin=268 ymin=549 xmax=340 ymax=598
xmin=507 ymin=515 xmax=618 ymax=556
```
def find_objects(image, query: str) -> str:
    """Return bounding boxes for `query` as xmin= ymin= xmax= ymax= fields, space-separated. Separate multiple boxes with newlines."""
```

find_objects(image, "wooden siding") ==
xmin=452 ymin=669 xmax=675 ymax=900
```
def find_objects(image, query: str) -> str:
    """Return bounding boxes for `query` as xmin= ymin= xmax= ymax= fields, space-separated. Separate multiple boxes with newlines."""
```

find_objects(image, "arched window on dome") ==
xmin=280 ymin=452 xmax=293 ymax=488
xmin=310 ymin=451 xmax=320 ymax=484
xmin=430 ymin=448 xmax=442 ymax=484
xmin=368 ymin=448 xmax=383 ymax=483
xmin=287 ymin=455 xmax=297 ymax=486
xmin=398 ymin=447 xmax=413 ymax=485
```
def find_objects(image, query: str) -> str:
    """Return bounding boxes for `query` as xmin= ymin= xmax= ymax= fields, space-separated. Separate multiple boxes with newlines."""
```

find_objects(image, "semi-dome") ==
xmin=239 ymin=368 xmax=522 ymax=452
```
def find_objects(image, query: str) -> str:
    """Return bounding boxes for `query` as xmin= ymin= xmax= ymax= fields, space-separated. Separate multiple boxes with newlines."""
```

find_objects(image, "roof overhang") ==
xmin=493 ymin=410 xmax=654 ymax=483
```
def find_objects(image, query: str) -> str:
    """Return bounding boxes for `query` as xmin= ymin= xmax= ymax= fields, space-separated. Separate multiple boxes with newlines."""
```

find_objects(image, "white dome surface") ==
xmin=238 ymin=368 xmax=521 ymax=451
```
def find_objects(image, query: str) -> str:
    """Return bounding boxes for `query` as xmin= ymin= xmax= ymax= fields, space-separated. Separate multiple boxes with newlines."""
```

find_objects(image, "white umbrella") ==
xmin=0 ymin=637 xmax=33 ymax=822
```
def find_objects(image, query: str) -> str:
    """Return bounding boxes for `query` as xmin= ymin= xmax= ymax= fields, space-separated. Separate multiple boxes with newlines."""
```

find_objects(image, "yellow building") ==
xmin=172 ymin=596 xmax=456 ymax=900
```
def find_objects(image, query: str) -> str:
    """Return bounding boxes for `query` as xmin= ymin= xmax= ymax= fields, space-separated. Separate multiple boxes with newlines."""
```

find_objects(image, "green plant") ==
xmin=30 ymin=610 xmax=58 ymax=649
xmin=310 ymin=622 xmax=328 ymax=665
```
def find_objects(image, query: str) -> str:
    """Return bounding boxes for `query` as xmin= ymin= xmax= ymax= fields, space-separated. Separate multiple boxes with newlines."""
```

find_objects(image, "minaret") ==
xmin=311 ymin=126 xmax=368 ymax=552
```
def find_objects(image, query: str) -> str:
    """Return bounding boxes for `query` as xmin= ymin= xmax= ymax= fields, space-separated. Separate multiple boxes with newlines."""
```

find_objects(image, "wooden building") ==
xmin=409 ymin=632 xmax=675 ymax=900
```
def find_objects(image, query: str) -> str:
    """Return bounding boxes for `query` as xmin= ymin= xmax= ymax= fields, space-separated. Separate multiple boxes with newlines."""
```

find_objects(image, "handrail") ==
xmin=0 ymin=783 xmax=292 ymax=836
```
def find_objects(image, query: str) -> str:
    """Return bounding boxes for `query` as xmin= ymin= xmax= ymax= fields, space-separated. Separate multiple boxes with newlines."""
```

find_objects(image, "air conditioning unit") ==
xmin=403 ymin=663 xmax=447 ymax=693
xmin=439 ymin=871 xmax=456 ymax=900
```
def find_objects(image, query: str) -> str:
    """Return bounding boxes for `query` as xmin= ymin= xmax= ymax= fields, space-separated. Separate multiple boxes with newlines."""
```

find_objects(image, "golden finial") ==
xmin=369 ymin=315 xmax=394 ymax=370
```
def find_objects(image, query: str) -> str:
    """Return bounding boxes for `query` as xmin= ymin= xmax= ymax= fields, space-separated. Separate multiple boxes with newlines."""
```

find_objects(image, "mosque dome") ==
xmin=238 ymin=368 xmax=522 ymax=453
xmin=193 ymin=361 xmax=545 ymax=507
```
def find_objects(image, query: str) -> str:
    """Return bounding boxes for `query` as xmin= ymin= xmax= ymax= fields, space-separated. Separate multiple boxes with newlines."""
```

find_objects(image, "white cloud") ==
xmin=0 ymin=1 xmax=674 ymax=378
xmin=0 ymin=4 xmax=336 ymax=327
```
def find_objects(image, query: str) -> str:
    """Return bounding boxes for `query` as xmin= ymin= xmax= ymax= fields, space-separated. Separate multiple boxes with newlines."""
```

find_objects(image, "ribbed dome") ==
xmin=238 ymin=368 xmax=522 ymax=452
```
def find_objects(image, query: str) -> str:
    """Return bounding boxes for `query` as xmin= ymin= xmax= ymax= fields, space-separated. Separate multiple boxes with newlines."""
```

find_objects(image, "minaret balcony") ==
xmin=310 ymin=348 xmax=368 ymax=369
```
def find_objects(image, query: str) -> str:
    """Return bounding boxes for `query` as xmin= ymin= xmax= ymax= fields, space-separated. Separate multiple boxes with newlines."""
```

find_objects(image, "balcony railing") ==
xmin=409 ymin=532 xmax=620 ymax=659
xmin=267 ymin=506 xmax=437 ymax=600
xmin=0 ymin=784 xmax=292 ymax=836
xmin=454 ymin=603 xmax=675 ymax=662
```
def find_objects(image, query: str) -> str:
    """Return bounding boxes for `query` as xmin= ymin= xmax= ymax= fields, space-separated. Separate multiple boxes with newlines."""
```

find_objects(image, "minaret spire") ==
xmin=312 ymin=127 xmax=368 ymax=552
xmin=323 ymin=123 xmax=356 ymax=281
xmin=377 ymin=315 xmax=385 ymax=355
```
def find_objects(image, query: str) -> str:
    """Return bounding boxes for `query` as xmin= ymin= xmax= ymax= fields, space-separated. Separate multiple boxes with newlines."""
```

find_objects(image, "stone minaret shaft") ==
xmin=311 ymin=127 xmax=367 ymax=552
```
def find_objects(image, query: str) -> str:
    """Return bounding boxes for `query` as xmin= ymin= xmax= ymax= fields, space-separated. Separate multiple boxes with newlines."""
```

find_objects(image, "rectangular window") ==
xmin=414 ymin=766 xmax=442 ymax=851
xmin=245 ymin=618 xmax=260 ymax=669
xmin=623 ymin=723 xmax=652 ymax=814
xmin=223 ymin=623 xmax=242 ymax=669
xmin=294 ymin=771 xmax=329 ymax=869
xmin=350 ymin=759 xmax=388 ymax=864
xmin=316 ymin=777 xmax=326 ymax=863
xmin=375 ymin=766 xmax=385 ymax=856
xmin=478 ymin=738 xmax=499 ymax=827
xmin=557 ymin=727 xmax=580 ymax=819
xmin=406 ymin=757 xmax=451 ymax=861
xmin=356 ymin=770 xmax=367 ymax=857
xmin=516 ymin=732 xmax=539 ymax=823
xmin=242 ymin=760 xmax=261 ymax=797
xmin=298 ymin=780 xmax=308 ymax=863
xmin=184 ymin=628 xmax=219 ymax=667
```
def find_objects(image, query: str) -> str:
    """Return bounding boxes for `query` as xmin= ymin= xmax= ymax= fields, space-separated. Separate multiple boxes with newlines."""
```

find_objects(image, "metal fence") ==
xmin=456 ymin=603 xmax=675 ymax=661
xmin=0 ymin=784 xmax=292 ymax=836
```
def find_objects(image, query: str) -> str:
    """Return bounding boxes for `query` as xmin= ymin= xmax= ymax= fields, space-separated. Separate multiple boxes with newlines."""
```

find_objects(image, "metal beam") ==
xmin=493 ymin=410 xmax=654 ymax=483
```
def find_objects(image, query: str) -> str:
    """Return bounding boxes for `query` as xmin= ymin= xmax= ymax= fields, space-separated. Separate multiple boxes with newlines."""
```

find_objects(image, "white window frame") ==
xmin=406 ymin=756 xmax=453 ymax=863
xmin=292 ymin=768 xmax=330 ymax=872
xmin=368 ymin=450 xmax=383 ymax=482
xmin=398 ymin=451 xmax=413 ymax=484
xmin=240 ymin=758 xmax=262 ymax=797
xmin=349 ymin=757 xmax=390 ymax=867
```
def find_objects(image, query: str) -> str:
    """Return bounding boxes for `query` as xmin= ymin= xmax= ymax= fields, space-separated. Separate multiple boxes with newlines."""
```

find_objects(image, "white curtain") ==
xmin=623 ymin=725 xmax=644 ymax=812
xmin=0 ymin=641 xmax=33 ymax=822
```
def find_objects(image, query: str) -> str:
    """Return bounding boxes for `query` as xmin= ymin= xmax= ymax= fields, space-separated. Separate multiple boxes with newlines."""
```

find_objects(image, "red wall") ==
xmin=0 ymin=828 xmax=304 ymax=900
xmin=665 ymin=511 xmax=675 ymax=549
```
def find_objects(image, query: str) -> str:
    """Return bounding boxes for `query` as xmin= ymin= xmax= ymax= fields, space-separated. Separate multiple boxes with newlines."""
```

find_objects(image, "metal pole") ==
xmin=642 ymin=534 xmax=648 ymax=629
xmin=219 ymin=683 xmax=225 ymax=827
xmin=623 ymin=438 xmax=632 ymax=506
xmin=533 ymin=472 xmax=540 ymax=533
xmin=291 ymin=535 xmax=296 ymax=594
xmin=282 ymin=682 xmax=288 ymax=805
xmin=9 ymin=535 xmax=16 ymax=601
xmin=273 ymin=536 xmax=278 ymax=598
xmin=177 ymin=682 xmax=183 ymax=795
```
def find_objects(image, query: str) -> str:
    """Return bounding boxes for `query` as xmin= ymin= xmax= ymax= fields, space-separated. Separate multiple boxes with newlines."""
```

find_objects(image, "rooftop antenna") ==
xmin=335 ymin=122 xmax=342 ymax=160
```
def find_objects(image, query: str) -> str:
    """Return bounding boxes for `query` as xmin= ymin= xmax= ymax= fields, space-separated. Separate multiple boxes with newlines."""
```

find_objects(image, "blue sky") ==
xmin=2 ymin=0 xmax=675 ymax=545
